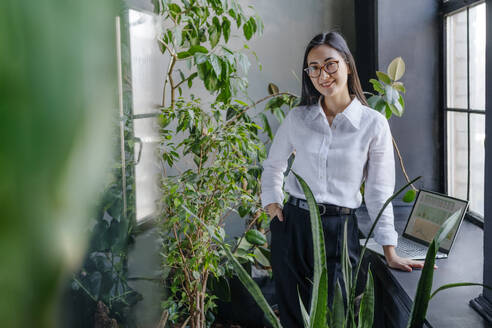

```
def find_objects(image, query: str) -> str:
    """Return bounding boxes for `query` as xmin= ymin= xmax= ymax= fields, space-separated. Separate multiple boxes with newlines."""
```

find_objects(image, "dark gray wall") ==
xmin=378 ymin=0 xmax=442 ymax=193
xmin=356 ymin=0 xmax=442 ymax=195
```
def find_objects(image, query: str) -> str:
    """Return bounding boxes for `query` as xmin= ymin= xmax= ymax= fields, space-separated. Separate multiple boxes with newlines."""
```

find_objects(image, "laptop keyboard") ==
xmin=396 ymin=238 xmax=428 ymax=258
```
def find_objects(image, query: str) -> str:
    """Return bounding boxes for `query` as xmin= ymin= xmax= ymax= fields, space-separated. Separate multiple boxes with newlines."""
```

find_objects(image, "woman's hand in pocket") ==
xmin=266 ymin=203 xmax=284 ymax=222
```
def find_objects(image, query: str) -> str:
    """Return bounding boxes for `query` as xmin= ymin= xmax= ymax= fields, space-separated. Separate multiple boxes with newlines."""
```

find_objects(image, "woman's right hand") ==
xmin=266 ymin=203 xmax=284 ymax=222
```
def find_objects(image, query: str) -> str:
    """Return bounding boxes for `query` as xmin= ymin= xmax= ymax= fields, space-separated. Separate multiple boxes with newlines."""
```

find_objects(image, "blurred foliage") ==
xmin=0 ymin=0 xmax=118 ymax=327
xmin=66 ymin=160 xmax=142 ymax=327
xmin=62 ymin=9 xmax=143 ymax=327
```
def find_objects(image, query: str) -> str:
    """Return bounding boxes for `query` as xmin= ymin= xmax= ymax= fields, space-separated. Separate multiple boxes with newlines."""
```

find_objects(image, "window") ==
xmin=127 ymin=9 xmax=165 ymax=222
xmin=445 ymin=2 xmax=486 ymax=219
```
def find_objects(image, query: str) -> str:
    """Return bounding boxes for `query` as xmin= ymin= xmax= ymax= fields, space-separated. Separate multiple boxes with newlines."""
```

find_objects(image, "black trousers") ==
xmin=269 ymin=202 xmax=361 ymax=328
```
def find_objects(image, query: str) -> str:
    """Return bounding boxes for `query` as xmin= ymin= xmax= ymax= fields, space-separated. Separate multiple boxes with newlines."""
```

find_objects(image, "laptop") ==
xmin=361 ymin=189 xmax=469 ymax=260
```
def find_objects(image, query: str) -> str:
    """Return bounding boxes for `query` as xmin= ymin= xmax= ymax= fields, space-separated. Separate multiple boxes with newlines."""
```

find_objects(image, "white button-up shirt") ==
xmin=261 ymin=96 xmax=398 ymax=246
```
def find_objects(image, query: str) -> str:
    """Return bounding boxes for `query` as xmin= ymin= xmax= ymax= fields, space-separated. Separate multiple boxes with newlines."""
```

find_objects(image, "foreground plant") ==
xmin=194 ymin=170 xmax=488 ymax=328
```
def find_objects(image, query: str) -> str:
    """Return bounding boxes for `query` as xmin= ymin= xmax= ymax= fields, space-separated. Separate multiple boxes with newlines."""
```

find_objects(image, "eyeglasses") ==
xmin=303 ymin=60 xmax=339 ymax=78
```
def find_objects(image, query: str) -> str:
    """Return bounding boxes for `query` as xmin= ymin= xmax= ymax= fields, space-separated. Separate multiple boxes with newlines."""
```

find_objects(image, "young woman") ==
xmin=260 ymin=31 xmax=424 ymax=327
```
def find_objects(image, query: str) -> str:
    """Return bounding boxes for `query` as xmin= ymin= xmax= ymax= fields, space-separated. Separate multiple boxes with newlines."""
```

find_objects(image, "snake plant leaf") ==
xmin=358 ymin=268 xmax=375 ymax=328
xmin=292 ymin=171 xmax=328 ymax=328
xmin=387 ymin=57 xmax=406 ymax=81
xmin=223 ymin=242 xmax=281 ymax=327
xmin=332 ymin=281 xmax=345 ymax=328
xmin=341 ymin=220 xmax=352 ymax=300
xmin=183 ymin=205 xmax=282 ymax=328
xmin=406 ymin=240 xmax=437 ymax=328
xmin=435 ymin=209 xmax=462 ymax=245
xmin=298 ymin=286 xmax=311 ymax=327
xmin=406 ymin=209 xmax=462 ymax=328
xmin=431 ymin=282 xmax=492 ymax=299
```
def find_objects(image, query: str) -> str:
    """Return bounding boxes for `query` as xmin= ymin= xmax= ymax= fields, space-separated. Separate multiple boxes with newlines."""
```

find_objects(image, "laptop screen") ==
xmin=403 ymin=190 xmax=469 ymax=252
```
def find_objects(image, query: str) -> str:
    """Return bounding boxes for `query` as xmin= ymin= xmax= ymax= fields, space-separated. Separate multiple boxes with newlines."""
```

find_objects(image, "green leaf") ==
xmin=369 ymin=78 xmax=384 ymax=94
xmin=188 ymin=45 xmax=208 ymax=55
xmin=243 ymin=20 xmax=253 ymax=40
xmin=387 ymin=57 xmax=405 ymax=81
xmin=384 ymin=104 xmax=393 ymax=119
xmin=332 ymin=281 xmax=345 ymax=328
xmin=177 ymin=51 xmax=190 ymax=59
xmin=358 ymin=269 xmax=375 ymax=328
xmin=298 ymin=286 xmax=310 ymax=327
xmin=168 ymin=3 xmax=181 ymax=15
xmin=367 ymin=95 xmax=386 ymax=113
xmin=273 ymin=107 xmax=285 ymax=123
xmin=194 ymin=53 xmax=208 ymax=65
xmin=389 ymin=103 xmax=403 ymax=117
xmin=234 ymin=99 xmax=249 ymax=107
xmin=393 ymin=81 xmax=406 ymax=93
xmin=376 ymin=71 xmax=391 ymax=84
xmin=402 ymin=189 xmax=417 ymax=203
xmin=258 ymin=246 xmax=271 ymax=262
xmin=259 ymin=113 xmax=274 ymax=141
xmin=209 ymin=16 xmax=221 ymax=49
xmin=235 ymin=52 xmax=251 ymax=74
xmin=187 ymin=72 xmax=198 ymax=88
xmin=222 ymin=17 xmax=231 ymax=42
xmin=292 ymin=171 xmax=328 ymax=328
xmin=268 ymin=83 xmax=279 ymax=95
xmin=245 ymin=229 xmax=267 ymax=245
xmin=253 ymin=247 xmax=270 ymax=267
xmin=430 ymin=283 xmax=492 ymax=299
xmin=383 ymin=84 xmax=399 ymax=105
xmin=209 ymin=54 xmax=222 ymax=78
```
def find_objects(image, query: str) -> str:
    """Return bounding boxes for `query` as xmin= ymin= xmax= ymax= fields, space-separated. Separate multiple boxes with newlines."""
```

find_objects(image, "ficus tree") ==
xmin=154 ymin=0 xmax=295 ymax=327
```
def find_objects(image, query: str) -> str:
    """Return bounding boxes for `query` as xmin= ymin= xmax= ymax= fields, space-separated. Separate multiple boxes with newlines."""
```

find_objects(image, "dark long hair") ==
xmin=299 ymin=31 xmax=368 ymax=106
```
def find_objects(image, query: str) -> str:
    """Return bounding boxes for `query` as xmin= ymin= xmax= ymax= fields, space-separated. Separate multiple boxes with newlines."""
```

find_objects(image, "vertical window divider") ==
xmin=466 ymin=7 xmax=472 ymax=202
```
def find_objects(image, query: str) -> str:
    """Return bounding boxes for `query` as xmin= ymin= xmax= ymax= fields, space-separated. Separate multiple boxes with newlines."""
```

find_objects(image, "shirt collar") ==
xmin=307 ymin=95 xmax=362 ymax=130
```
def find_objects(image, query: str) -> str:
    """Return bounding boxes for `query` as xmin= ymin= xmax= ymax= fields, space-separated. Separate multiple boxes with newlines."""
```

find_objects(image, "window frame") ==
xmin=442 ymin=0 xmax=486 ymax=225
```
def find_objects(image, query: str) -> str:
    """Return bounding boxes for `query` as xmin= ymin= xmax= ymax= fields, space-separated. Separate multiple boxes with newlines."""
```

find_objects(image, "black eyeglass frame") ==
xmin=303 ymin=60 xmax=340 ymax=78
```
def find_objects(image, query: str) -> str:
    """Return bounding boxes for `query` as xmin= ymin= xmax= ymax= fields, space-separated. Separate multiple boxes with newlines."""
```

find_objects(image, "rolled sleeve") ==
xmin=364 ymin=118 xmax=398 ymax=246
xmin=260 ymin=113 xmax=294 ymax=208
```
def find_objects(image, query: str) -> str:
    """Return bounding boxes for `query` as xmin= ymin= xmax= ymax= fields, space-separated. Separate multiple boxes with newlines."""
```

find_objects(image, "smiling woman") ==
xmin=260 ymin=31 xmax=425 ymax=327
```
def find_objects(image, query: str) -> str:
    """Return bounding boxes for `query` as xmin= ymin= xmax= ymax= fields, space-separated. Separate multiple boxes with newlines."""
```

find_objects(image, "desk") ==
xmin=356 ymin=205 xmax=488 ymax=327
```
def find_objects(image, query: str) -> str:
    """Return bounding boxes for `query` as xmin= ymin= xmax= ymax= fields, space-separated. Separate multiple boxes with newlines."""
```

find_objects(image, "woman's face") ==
xmin=306 ymin=45 xmax=351 ymax=99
